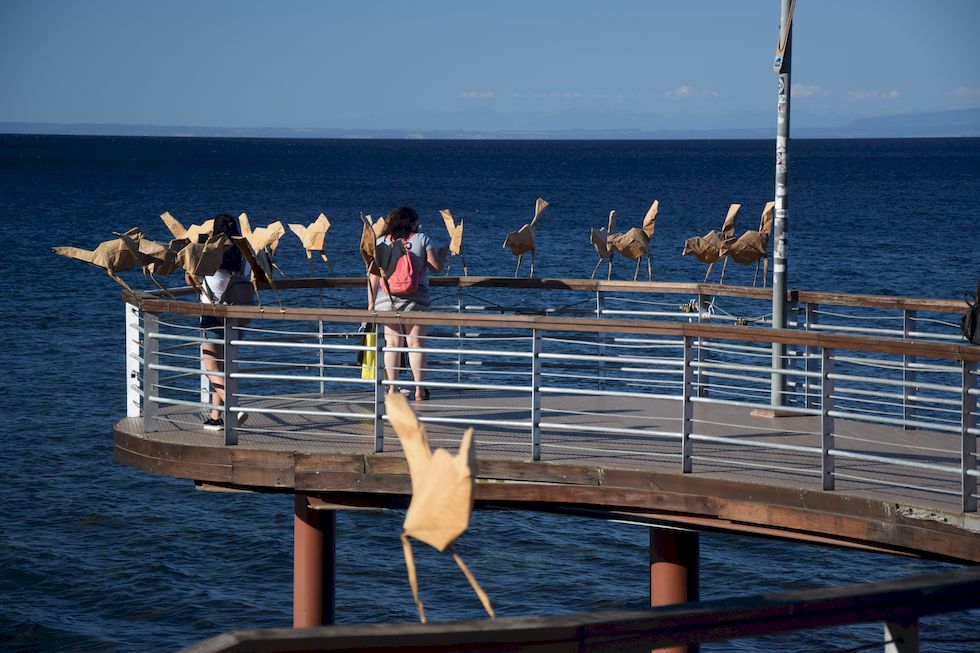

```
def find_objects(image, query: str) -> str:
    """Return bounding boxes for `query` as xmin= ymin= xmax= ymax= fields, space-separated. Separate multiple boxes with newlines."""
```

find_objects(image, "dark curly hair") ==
xmin=212 ymin=213 xmax=243 ymax=273
xmin=382 ymin=206 xmax=420 ymax=240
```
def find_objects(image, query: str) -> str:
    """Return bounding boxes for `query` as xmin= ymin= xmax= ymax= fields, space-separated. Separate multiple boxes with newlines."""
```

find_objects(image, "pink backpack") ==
xmin=381 ymin=237 xmax=423 ymax=296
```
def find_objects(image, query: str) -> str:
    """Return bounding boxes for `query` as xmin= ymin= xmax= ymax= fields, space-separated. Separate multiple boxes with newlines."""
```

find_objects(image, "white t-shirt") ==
xmin=200 ymin=262 xmax=252 ymax=304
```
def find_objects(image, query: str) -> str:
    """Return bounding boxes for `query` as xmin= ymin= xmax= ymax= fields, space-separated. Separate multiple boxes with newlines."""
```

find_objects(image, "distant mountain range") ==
xmin=2 ymin=108 xmax=978 ymax=140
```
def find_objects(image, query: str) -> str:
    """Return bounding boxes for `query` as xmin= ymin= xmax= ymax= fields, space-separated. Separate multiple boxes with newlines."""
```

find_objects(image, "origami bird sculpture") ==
xmin=174 ymin=232 xmax=233 ymax=281
xmin=52 ymin=227 xmax=147 ymax=293
xmin=160 ymin=211 xmax=214 ymax=242
xmin=502 ymin=197 xmax=548 ymax=278
xmin=681 ymin=203 xmax=741 ymax=284
xmin=386 ymin=392 xmax=495 ymax=624
xmin=590 ymin=210 xmax=617 ymax=280
xmin=725 ymin=201 xmax=776 ymax=287
xmin=439 ymin=209 xmax=467 ymax=275
xmin=288 ymin=213 xmax=334 ymax=274
xmin=607 ymin=200 xmax=660 ymax=281
xmin=115 ymin=231 xmax=187 ymax=297
xmin=360 ymin=214 xmax=391 ymax=301
xmin=362 ymin=213 xmax=387 ymax=238
xmin=238 ymin=213 xmax=286 ymax=277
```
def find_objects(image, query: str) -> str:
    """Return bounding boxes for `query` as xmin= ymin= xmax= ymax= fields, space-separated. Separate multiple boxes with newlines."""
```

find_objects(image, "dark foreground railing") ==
xmin=179 ymin=566 xmax=980 ymax=653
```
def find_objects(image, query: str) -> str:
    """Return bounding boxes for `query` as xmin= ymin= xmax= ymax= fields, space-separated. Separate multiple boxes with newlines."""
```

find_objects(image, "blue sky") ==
xmin=1 ymin=0 xmax=978 ymax=131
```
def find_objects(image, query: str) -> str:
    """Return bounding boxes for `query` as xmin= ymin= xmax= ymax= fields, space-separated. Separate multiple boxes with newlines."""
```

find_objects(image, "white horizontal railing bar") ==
xmin=813 ymin=308 xmax=900 ymax=321
xmin=149 ymin=395 xmax=222 ymax=412
xmin=384 ymin=346 xmax=535 ymax=359
xmin=828 ymin=409 xmax=961 ymax=433
xmin=692 ymin=396 xmax=820 ymax=416
xmin=539 ymin=386 xmax=680 ymax=402
xmin=237 ymin=406 xmax=370 ymax=420
xmin=829 ymin=373 xmax=959 ymax=394
xmin=691 ymin=455 xmax=817 ymax=476
xmin=149 ymin=332 xmax=208 ymax=345
xmin=150 ymin=362 xmax=223 ymax=378
xmin=808 ymin=323 xmax=904 ymax=337
xmin=694 ymin=418 xmax=820 ymax=437
xmin=832 ymin=432 xmax=958 ymax=456
xmin=839 ymin=385 xmax=962 ymax=406
xmin=691 ymin=360 xmax=822 ymax=379
xmin=414 ymin=415 xmax=532 ymax=430
xmin=834 ymin=355 xmax=960 ymax=374
xmin=828 ymin=449 xmax=962 ymax=475
xmin=231 ymin=339 xmax=372 ymax=353
xmin=688 ymin=433 xmax=821 ymax=455
xmin=610 ymin=337 xmax=683 ymax=346
xmin=544 ymin=442 xmax=682 ymax=459
xmin=231 ymin=372 xmax=373 ymax=385
xmin=540 ymin=352 xmax=685 ymax=366
xmin=540 ymin=421 xmax=681 ymax=439
xmin=382 ymin=379 xmax=532 ymax=393
xmin=908 ymin=331 xmax=962 ymax=342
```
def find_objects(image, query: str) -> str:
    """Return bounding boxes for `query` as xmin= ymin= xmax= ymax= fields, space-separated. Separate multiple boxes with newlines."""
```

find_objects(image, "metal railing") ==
xmin=124 ymin=278 xmax=980 ymax=513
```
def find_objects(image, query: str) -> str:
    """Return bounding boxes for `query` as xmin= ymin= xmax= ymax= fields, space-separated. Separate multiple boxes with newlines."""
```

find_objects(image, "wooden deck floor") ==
xmin=114 ymin=389 xmax=980 ymax=562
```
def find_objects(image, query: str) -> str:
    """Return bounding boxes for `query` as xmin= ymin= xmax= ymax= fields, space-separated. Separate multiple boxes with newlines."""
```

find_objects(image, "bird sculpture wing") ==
xmin=530 ymin=197 xmax=548 ymax=227
xmin=720 ymin=203 xmax=741 ymax=238
xmin=440 ymin=209 xmax=463 ymax=255
xmin=360 ymin=215 xmax=382 ymax=277
xmin=642 ymin=200 xmax=659 ymax=239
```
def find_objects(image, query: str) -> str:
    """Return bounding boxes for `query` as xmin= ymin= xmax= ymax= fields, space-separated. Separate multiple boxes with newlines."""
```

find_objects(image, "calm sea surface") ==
xmin=1 ymin=135 xmax=978 ymax=652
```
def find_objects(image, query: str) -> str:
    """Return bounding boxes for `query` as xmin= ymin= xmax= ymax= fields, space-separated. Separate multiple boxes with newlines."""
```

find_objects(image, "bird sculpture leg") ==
xmin=753 ymin=260 xmax=761 ymax=287
xmin=529 ymin=250 xmax=535 ymax=279
xmin=607 ymin=254 xmax=614 ymax=281
xmin=703 ymin=262 xmax=715 ymax=283
xmin=400 ymin=534 xmax=427 ymax=623
xmin=647 ymin=254 xmax=652 ymax=281
xmin=591 ymin=257 xmax=604 ymax=280
xmin=718 ymin=257 xmax=729 ymax=285
xmin=107 ymin=271 xmax=136 ymax=293
xmin=449 ymin=545 xmax=496 ymax=619
xmin=513 ymin=255 xmax=522 ymax=278
xmin=632 ymin=257 xmax=641 ymax=282
xmin=461 ymin=255 xmax=468 ymax=276
xmin=762 ymin=257 xmax=769 ymax=288
xmin=321 ymin=253 xmax=334 ymax=275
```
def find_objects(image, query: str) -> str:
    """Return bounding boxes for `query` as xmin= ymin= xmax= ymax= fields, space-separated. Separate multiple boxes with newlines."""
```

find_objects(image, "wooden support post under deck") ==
xmin=293 ymin=494 xmax=336 ymax=628
xmin=650 ymin=527 xmax=699 ymax=653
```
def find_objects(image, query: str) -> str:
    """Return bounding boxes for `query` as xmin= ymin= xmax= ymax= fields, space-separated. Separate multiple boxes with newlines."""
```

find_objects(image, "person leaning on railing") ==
xmin=367 ymin=206 xmax=448 ymax=401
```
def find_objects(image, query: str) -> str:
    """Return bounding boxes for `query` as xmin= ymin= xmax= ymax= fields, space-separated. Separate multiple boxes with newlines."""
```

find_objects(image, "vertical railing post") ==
xmin=804 ymin=302 xmax=819 ymax=410
xmin=902 ymin=310 xmax=917 ymax=429
xmin=961 ymin=360 xmax=977 ymax=512
xmin=143 ymin=312 xmax=160 ymax=432
xmin=596 ymin=290 xmax=606 ymax=391
xmin=125 ymin=302 xmax=141 ymax=417
xmin=318 ymin=319 xmax=326 ymax=395
xmin=373 ymin=325 xmax=385 ymax=453
xmin=223 ymin=317 xmax=240 ymax=446
xmin=821 ymin=346 xmax=835 ymax=491
xmin=884 ymin=618 xmax=919 ymax=653
xmin=696 ymin=294 xmax=708 ymax=397
xmin=456 ymin=286 xmax=463 ymax=383
xmin=681 ymin=335 xmax=693 ymax=473
xmin=531 ymin=329 xmax=542 ymax=461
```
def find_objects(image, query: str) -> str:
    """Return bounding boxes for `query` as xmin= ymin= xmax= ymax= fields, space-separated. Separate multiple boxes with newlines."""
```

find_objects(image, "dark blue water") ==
xmin=1 ymin=135 xmax=978 ymax=652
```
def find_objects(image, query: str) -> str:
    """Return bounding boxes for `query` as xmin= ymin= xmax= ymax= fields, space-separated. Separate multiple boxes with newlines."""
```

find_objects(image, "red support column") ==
xmin=650 ymin=527 xmax=700 ymax=653
xmin=293 ymin=494 xmax=336 ymax=628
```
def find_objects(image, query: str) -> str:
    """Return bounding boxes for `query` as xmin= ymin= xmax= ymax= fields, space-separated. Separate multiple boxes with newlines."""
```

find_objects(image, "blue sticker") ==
xmin=773 ymin=55 xmax=783 ymax=71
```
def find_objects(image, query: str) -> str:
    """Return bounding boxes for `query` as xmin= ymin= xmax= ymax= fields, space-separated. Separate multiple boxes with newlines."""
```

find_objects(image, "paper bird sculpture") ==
xmin=502 ymin=197 xmax=548 ymax=278
xmin=725 ymin=201 xmax=776 ymax=287
xmin=590 ymin=210 xmax=617 ymax=280
xmin=607 ymin=200 xmax=660 ymax=281
xmin=386 ymin=392 xmax=495 ymax=624
xmin=52 ymin=227 xmax=147 ymax=293
xmin=288 ymin=213 xmax=334 ymax=274
xmin=174 ymin=233 xmax=232 ymax=281
xmin=363 ymin=213 xmax=387 ymax=238
xmin=238 ymin=213 xmax=286 ymax=277
xmin=439 ymin=209 xmax=467 ymax=276
xmin=160 ymin=211 xmax=214 ymax=242
xmin=115 ymin=231 xmax=187 ymax=296
xmin=681 ymin=203 xmax=741 ymax=284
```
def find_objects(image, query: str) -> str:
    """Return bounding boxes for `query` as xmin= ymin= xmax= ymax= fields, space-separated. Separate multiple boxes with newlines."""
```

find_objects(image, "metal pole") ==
xmin=531 ymin=328 xmax=542 ymax=461
xmin=650 ymin=527 xmax=700 ymax=653
xmin=771 ymin=0 xmax=793 ymax=406
xmin=125 ymin=302 xmax=141 ymax=417
xmin=293 ymin=494 xmax=336 ymax=627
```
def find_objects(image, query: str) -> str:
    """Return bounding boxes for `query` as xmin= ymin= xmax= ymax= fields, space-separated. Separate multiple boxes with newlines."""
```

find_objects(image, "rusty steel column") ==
xmin=650 ymin=527 xmax=700 ymax=653
xmin=293 ymin=494 xmax=336 ymax=627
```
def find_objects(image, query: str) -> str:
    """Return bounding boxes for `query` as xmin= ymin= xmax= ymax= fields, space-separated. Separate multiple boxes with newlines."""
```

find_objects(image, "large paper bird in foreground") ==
xmin=503 ymin=197 xmax=548 ymax=278
xmin=386 ymin=392 xmax=495 ymax=624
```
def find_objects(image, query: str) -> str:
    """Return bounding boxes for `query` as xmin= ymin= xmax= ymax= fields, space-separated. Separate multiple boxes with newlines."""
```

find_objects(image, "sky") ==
xmin=1 ymin=0 xmax=978 ymax=132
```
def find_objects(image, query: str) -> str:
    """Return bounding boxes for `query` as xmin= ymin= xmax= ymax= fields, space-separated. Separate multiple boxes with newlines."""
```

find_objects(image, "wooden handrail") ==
xmin=178 ymin=565 xmax=980 ymax=653
xmin=126 ymin=291 xmax=980 ymax=362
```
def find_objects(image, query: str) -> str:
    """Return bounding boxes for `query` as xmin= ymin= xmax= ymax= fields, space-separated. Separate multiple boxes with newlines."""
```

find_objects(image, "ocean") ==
xmin=1 ymin=135 xmax=978 ymax=652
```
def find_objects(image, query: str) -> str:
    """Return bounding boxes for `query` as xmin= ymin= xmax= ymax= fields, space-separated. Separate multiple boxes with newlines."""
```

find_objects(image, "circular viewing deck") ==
xmin=115 ymin=278 xmax=980 ymax=563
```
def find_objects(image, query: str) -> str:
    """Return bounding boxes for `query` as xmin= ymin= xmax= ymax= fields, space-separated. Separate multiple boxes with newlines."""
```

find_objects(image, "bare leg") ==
xmin=407 ymin=323 xmax=428 ymax=400
xmin=383 ymin=324 xmax=405 ymax=394
xmin=202 ymin=341 xmax=224 ymax=420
